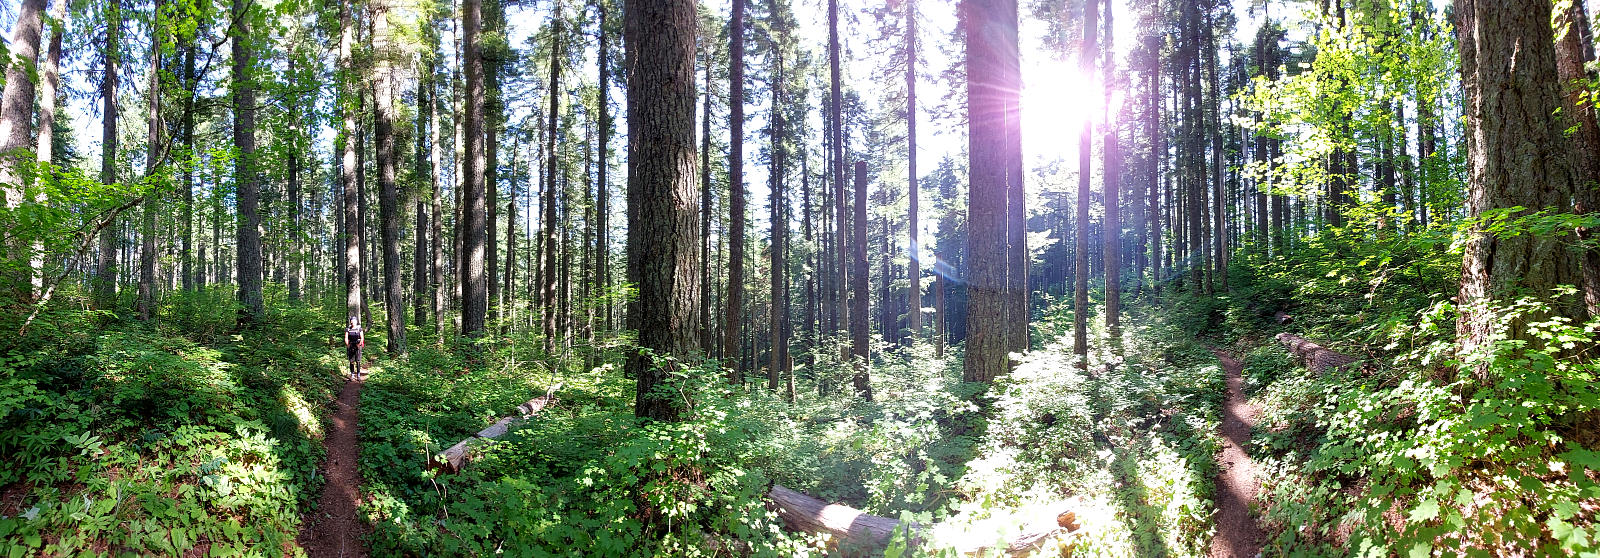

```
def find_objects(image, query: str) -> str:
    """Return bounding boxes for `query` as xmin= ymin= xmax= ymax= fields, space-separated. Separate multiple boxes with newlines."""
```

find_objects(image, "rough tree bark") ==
xmin=137 ymin=0 xmax=162 ymax=321
xmin=850 ymin=162 xmax=872 ymax=399
xmin=93 ymin=3 xmax=120 ymax=310
xmin=724 ymin=0 xmax=747 ymax=379
xmin=340 ymin=0 xmax=363 ymax=326
xmin=375 ymin=0 xmax=406 ymax=353
xmin=234 ymin=0 xmax=263 ymax=322
xmin=963 ymin=0 xmax=1019 ymax=383
xmin=461 ymin=0 xmax=488 ymax=336
xmin=0 ymin=0 xmax=45 ymax=295
xmin=625 ymin=0 xmax=700 ymax=420
xmin=1455 ymin=0 xmax=1587 ymax=372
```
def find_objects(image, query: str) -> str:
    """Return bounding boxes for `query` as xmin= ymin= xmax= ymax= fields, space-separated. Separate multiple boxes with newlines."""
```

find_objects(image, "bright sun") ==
xmin=1021 ymin=56 xmax=1104 ymax=160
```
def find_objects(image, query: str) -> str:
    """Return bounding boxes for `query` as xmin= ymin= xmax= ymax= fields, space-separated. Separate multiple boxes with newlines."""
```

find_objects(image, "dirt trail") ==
xmin=297 ymin=371 xmax=369 ymax=558
xmin=1210 ymin=350 xmax=1264 ymax=558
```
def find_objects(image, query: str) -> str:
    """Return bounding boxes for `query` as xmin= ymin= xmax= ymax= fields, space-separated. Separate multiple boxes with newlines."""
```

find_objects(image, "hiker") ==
xmin=344 ymin=318 xmax=365 ymax=380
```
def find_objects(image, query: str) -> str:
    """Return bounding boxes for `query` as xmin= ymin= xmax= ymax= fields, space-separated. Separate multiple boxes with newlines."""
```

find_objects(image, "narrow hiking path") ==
xmin=297 ymin=370 xmax=369 ymax=558
xmin=1210 ymin=350 xmax=1264 ymax=558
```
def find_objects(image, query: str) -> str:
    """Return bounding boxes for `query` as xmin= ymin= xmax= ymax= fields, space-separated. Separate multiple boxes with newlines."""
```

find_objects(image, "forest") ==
xmin=0 ymin=0 xmax=1597 ymax=554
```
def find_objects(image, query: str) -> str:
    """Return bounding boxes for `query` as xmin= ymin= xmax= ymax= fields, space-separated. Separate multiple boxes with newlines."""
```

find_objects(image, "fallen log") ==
xmin=1274 ymin=333 xmax=1359 ymax=374
xmin=432 ymin=383 xmax=562 ymax=473
xmin=766 ymin=484 xmax=1080 ymax=557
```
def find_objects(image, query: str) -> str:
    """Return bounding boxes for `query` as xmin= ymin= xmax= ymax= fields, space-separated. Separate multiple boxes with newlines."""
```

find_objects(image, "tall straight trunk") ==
xmin=375 ymin=0 xmax=406 ymax=354
xmin=904 ymin=0 xmax=922 ymax=338
xmin=700 ymin=47 xmax=715 ymax=353
xmin=769 ymin=48 xmax=788 ymax=392
xmin=1456 ymin=0 xmax=1587 ymax=372
xmin=1002 ymin=0 xmax=1027 ymax=354
xmin=415 ymin=69 xmax=431 ymax=327
xmin=801 ymin=152 xmax=816 ymax=352
xmin=830 ymin=0 xmax=848 ymax=344
xmin=461 ymin=0 xmax=488 ymax=336
xmin=504 ymin=140 xmax=516 ymax=331
xmin=596 ymin=0 xmax=611 ymax=331
xmin=850 ymin=161 xmax=872 ymax=399
xmin=358 ymin=92 xmax=372 ymax=327
xmin=94 ymin=2 xmax=120 ymax=310
xmin=724 ymin=0 xmax=747 ymax=377
xmin=138 ymin=0 xmax=163 ymax=320
xmin=485 ymin=0 xmax=504 ymax=327
xmin=542 ymin=25 xmax=562 ymax=348
xmin=964 ymin=0 xmax=1018 ymax=382
xmin=340 ymin=1 xmax=363 ymax=326
xmin=1148 ymin=31 xmax=1162 ymax=295
xmin=1183 ymin=0 xmax=1205 ymax=294
xmin=1102 ymin=0 xmax=1120 ymax=339
xmin=288 ymin=63 xmax=302 ymax=303
xmin=431 ymin=60 xmax=445 ymax=343
xmin=1073 ymin=0 xmax=1098 ymax=365
xmin=624 ymin=0 xmax=700 ymax=420
xmin=1204 ymin=11 xmax=1225 ymax=292
xmin=34 ymin=0 xmax=64 ymax=297
xmin=234 ymin=0 xmax=263 ymax=322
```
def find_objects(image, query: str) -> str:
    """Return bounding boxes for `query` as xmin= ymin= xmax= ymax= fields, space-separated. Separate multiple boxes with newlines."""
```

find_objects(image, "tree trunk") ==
xmin=700 ymin=45 xmax=715 ymax=353
xmin=1455 ymin=0 xmax=1587 ymax=373
xmin=850 ymin=162 xmax=872 ymax=399
xmin=415 ymin=67 xmax=431 ymax=327
xmin=234 ymin=0 xmax=263 ymax=322
xmin=831 ymin=0 xmax=849 ymax=346
xmin=725 ymin=0 xmax=747 ymax=379
xmin=1073 ymin=0 xmax=1098 ymax=366
xmin=138 ymin=0 xmax=162 ymax=321
xmin=375 ymin=0 xmax=406 ymax=354
xmin=543 ymin=25 xmax=562 ymax=349
xmin=94 ymin=3 xmax=120 ymax=310
xmin=461 ymin=0 xmax=488 ymax=336
xmin=963 ymin=0 xmax=1018 ymax=383
xmin=625 ymin=0 xmax=700 ymax=420
xmin=1102 ymin=0 xmax=1120 ymax=340
xmin=340 ymin=1 xmax=364 ymax=326
xmin=769 ymin=48 xmax=788 ymax=392
xmin=0 ymin=0 xmax=45 ymax=296
xmin=1554 ymin=0 xmax=1600 ymax=317
xmin=35 ymin=0 xmax=64 ymax=297
xmin=1148 ymin=31 xmax=1162 ymax=295
xmin=905 ymin=0 xmax=922 ymax=339
xmin=596 ymin=0 xmax=612 ymax=331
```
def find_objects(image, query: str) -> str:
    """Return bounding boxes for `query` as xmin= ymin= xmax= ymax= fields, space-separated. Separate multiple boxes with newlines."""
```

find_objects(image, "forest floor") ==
xmin=297 ymin=366 xmax=370 ymax=558
xmin=1208 ymin=350 xmax=1263 ymax=558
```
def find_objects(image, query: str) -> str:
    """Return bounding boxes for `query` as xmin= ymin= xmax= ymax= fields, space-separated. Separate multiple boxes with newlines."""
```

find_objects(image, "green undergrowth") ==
xmin=0 ymin=288 xmax=343 ymax=556
xmin=1227 ymin=227 xmax=1600 ymax=556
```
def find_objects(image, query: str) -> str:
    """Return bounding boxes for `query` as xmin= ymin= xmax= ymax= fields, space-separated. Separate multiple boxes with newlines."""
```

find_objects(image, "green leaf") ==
xmin=1409 ymin=499 xmax=1439 ymax=523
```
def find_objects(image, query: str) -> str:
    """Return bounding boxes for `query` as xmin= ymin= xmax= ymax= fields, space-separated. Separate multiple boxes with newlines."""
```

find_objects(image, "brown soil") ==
xmin=297 ymin=370 xmax=369 ymax=558
xmin=1210 ymin=350 xmax=1264 ymax=558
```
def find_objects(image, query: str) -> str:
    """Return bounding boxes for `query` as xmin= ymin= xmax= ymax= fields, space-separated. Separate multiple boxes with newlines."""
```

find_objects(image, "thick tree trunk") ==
xmin=624 ymin=0 xmax=700 ymax=420
xmin=1456 ymin=0 xmax=1587 ymax=372
xmin=963 ymin=0 xmax=1018 ymax=383
xmin=0 ymin=0 xmax=45 ymax=296
xmin=375 ymin=0 xmax=406 ymax=354
xmin=769 ymin=49 xmax=789 ymax=393
xmin=234 ymin=0 xmax=263 ymax=322
xmin=340 ymin=1 xmax=363 ymax=326
xmin=1554 ymin=0 xmax=1600 ymax=317
xmin=850 ymin=162 xmax=872 ymax=399
xmin=461 ymin=0 xmax=488 ymax=336
xmin=415 ymin=69 xmax=431 ymax=328
xmin=724 ymin=0 xmax=747 ymax=379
